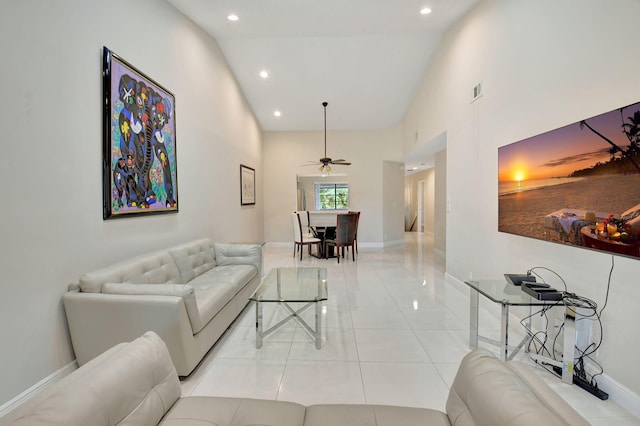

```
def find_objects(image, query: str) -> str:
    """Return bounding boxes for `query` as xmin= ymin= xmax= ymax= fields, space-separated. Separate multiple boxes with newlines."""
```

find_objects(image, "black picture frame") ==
xmin=240 ymin=164 xmax=256 ymax=205
xmin=102 ymin=46 xmax=178 ymax=219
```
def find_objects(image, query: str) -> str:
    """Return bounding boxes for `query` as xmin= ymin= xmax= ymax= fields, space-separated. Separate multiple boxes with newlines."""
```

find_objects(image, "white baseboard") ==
xmin=264 ymin=242 xmax=292 ymax=248
xmin=444 ymin=272 xmax=467 ymax=293
xmin=444 ymin=272 xmax=640 ymax=416
xmin=382 ymin=239 xmax=404 ymax=247
xmin=586 ymin=366 xmax=640 ymax=418
xmin=0 ymin=360 xmax=78 ymax=419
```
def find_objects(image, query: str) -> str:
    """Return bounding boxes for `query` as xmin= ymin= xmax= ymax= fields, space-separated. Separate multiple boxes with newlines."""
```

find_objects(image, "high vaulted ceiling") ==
xmin=167 ymin=0 xmax=479 ymax=132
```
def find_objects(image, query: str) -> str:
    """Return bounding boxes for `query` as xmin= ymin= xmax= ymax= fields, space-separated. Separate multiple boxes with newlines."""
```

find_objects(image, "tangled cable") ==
xmin=520 ymin=259 xmax=614 ymax=388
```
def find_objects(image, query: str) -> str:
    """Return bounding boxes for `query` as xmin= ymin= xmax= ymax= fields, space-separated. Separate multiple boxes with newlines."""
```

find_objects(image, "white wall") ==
xmin=382 ymin=161 xmax=406 ymax=244
xmin=434 ymin=149 xmax=447 ymax=254
xmin=263 ymin=126 xmax=402 ymax=245
xmin=405 ymin=168 xmax=435 ymax=234
xmin=424 ymin=171 xmax=435 ymax=235
xmin=0 ymin=0 xmax=263 ymax=406
xmin=404 ymin=0 xmax=640 ymax=396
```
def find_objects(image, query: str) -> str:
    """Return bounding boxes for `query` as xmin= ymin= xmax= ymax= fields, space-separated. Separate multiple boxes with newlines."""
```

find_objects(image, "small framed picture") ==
xmin=240 ymin=164 xmax=256 ymax=205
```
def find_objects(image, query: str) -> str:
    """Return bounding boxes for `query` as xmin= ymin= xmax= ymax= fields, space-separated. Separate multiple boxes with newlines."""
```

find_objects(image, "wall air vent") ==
xmin=472 ymin=82 xmax=482 ymax=102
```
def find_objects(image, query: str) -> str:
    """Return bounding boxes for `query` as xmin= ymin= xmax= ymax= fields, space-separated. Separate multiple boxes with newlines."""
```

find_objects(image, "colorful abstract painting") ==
xmin=102 ymin=46 xmax=178 ymax=219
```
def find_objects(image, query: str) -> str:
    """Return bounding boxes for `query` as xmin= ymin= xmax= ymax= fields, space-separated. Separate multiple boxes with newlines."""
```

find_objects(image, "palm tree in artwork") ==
xmin=621 ymin=109 xmax=640 ymax=156
xmin=580 ymin=118 xmax=640 ymax=172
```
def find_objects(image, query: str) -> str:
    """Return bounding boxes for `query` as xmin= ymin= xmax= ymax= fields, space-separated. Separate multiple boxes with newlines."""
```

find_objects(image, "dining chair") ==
xmin=348 ymin=210 xmax=360 ymax=253
xmin=324 ymin=213 xmax=357 ymax=263
xmin=294 ymin=210 xmax=316 ymax=239
xmin=291 ymin=212 xmax=322 ymax=260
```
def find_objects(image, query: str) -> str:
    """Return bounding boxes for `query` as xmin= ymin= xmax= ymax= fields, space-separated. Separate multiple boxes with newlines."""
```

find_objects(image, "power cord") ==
xmin=522 ymin=265 xmax=608 ymax=390
xmin=598 ymin=255 xmax=614 ymax=316
xmin=527 ymin=266 xmax=568 ymax=292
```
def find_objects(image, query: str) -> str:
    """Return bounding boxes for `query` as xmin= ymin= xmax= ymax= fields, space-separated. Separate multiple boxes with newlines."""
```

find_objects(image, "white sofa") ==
xmin=2 ymin=332 xmax=589 ymax=426
xmin=63 ymin=238 xmax=262 ymax=376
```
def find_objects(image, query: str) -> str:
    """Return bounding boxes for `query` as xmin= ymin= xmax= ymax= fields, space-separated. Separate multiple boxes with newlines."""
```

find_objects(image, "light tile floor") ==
xmin=181 ymin=233 xmax=639 ymax=425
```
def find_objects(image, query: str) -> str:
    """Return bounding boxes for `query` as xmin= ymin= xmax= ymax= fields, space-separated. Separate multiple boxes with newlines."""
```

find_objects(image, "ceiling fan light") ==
xmin=319 ymin=164 xmax=331 ymax=175
xmin=310 ymin=102 xmax=350 ymax=172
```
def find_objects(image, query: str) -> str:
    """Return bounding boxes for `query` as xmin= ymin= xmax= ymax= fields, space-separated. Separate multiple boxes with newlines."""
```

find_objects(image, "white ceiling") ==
xmin=167 ymin=0 xmax=479 ymax=133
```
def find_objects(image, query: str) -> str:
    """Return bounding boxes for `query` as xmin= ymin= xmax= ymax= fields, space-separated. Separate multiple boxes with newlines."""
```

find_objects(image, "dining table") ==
xmin=311 ymin=226 xmax=336 ymax=258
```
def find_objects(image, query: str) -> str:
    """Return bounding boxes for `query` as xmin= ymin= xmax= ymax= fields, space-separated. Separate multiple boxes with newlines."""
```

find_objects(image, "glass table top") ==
xmin=251 ymin=267 xmax=328 ymax=303
xmin=464 ymin=279 xmax=560 ymax=306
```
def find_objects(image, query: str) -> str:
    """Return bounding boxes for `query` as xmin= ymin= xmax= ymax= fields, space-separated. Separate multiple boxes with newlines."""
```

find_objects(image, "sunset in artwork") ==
xmin=498 ymin=100 xmax=640 ymax=259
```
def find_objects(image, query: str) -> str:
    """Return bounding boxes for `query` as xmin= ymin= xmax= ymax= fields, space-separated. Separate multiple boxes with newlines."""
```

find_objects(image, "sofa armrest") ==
xmin=101 ymin=283 xmax=200 ymax=333
xmin=6 ymin=332 xmax=181 ymax=426
xmin=506 ymin=361 xmax=591 ymax=426
xmin=214 ymin=243 xmax=262 ymax=276
xmin=63 ymin=291 xmax=196 ymax=376
xmin=446 ymin=348 xmax=589 ymax=426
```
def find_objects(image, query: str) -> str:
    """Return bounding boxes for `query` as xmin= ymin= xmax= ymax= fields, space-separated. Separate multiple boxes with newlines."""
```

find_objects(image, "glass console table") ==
xmin=250 ymin=267 xmax=328 ymax=349
xmin=463 ymin=279 xmax=576 ymax=384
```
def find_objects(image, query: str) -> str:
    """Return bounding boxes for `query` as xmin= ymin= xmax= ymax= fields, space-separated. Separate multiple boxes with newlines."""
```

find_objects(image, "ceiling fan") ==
xmin=308 ymin=101 xmax=351 ymax=174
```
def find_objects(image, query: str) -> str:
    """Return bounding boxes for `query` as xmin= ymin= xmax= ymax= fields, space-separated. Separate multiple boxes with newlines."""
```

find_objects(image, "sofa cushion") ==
xmin=186 ymin=265 xmax=258 ymax=333
xmin=169 ymin=238 xmax=216 ymax=284
xmin=304 ymin=404 xmax=450 ymax=426
xmin=192 ymin=264 xmax=258 ymax=288
xmin=79 ymin=252 xmax=182 ymax=293
xmin=446 ymin=349 xmax=589 ymax=426
xmin=214 ymin=243 xmax=262 ymax=271
xmin=11 ymin=332 xmax=181 ymax=426
xmin=101 ymin=283 xmax=194 ymax=298
xmin=160 ymin=397 xmax=306 ymax=426
xmin=101 ymin=283 xmax=201 ymax=332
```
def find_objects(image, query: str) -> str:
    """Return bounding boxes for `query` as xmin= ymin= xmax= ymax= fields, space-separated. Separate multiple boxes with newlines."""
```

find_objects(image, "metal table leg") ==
xmin=315 ymin=301 xmax=322 ymax=349
xmin=562 ymin=307 xmax=576 ymax=384
xmin=470 ymin=288 xmax=479 ymax=349
xmin=256 ymin=301 xmax=263 ymax=349
xmin=256 ymin=301 xmax=322 ymax=349
xmin=500 ymin=304 xmax=509 ymax=361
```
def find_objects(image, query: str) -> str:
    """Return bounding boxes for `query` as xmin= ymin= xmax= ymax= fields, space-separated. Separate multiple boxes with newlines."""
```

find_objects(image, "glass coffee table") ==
xmin=250 ymin=267 xmax=328 ymax=349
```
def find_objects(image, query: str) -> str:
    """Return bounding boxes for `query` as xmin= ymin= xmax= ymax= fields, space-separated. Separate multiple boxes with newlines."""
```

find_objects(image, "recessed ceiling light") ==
xmin=259 ymin=70 xmax=269 ymax=79
xmin=227 ymin=14 xmax=239 ymax=21
xmin=274 ymin=110 xmax=281 ymax=117
xmin=420 ymin=7 xmax=432 ymax=15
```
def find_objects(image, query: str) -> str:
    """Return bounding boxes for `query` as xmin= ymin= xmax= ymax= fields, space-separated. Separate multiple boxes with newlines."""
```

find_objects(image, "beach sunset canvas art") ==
xmin=498 ymin=100 xmax=640 ymax=259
